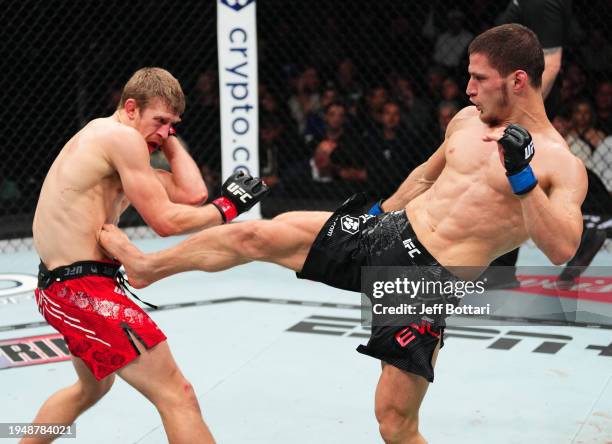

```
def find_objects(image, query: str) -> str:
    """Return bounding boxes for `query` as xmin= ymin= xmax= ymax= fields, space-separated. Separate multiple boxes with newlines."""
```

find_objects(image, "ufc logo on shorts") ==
xmin=402 ymin=238 xmax=421 ymax=258
xmin=524 ymin=141 xmax=534 ymax=159
xmin=227 ymin=182 xmax=253 ymax=203
xmin=62 ymin=265 xmax=83 ymax=277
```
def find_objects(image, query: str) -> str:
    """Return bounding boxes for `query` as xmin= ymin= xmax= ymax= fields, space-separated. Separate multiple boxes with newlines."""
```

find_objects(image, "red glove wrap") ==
xmin=211 ymin=196 xmax=238 ymax=223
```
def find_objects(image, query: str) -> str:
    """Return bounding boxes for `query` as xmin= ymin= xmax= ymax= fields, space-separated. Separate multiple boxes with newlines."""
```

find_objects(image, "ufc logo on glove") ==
xmin=211 ymin=171 xmax=269 ymax=223
xmin=524 ymin=141 xmax=534 ymax=160
xmin=227 ymin=182 xmax=253 ymax=203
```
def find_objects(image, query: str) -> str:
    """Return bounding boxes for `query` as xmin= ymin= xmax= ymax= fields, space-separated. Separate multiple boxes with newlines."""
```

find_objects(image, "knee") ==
xmin=155 ymin=372 xmax=201 ymax=413
xmin=376 ymin=404 xmax=420 ymax=444
xmin=77 ymin=374 xmax=115 ymax=409
xmin=237 ymin=222 xmax=273 ymax=260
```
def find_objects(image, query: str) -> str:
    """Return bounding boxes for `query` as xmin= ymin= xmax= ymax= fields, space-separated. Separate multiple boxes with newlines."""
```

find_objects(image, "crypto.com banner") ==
xmin=217 ymin=0 xmax=260 ymax=219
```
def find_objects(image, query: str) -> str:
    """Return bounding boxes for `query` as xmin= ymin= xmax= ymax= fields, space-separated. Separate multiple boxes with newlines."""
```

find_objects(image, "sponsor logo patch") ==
xmin=340 ymin=215 xmax=360 ymax=234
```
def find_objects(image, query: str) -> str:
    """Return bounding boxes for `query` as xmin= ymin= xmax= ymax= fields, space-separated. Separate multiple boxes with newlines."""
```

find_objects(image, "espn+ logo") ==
xmin=221 ymin=0 xmax=255 ymax=11
xmin=227 ymin=182 xmax=252 ymax=203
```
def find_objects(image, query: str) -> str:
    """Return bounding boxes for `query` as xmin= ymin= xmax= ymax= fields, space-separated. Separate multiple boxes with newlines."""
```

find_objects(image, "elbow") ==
xmin=548 ymin=244 xmax=578 ymax=266
xmin=177 ymin=185 xmax=208 ymax=206
xmin=186 ymin=188 xmax=208 ymax=206
xmin=150 ymin=220 xmax=181 ymax=238
xmin=152 ymin=224 xmax=174 ymax=238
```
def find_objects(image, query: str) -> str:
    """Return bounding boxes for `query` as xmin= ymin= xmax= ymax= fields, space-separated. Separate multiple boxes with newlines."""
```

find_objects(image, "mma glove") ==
xmin=499 ymin=124 xmax=538 ymax=195
xmin=212 ymin=171 xmax=270 ymax=223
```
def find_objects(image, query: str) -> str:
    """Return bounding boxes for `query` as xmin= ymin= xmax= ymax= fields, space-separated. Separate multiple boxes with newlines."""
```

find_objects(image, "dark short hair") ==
xmin=324 ymin=100 xmax=346 ymax=114
xmin=383 ymin=100 xmax=401 ymax=111
xmin=468 ymin=24 xmax=544 ymax=89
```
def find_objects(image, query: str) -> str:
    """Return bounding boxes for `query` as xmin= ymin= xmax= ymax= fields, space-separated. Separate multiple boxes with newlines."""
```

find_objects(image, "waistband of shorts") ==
xmin=38 ymin=260 xmax=121 ymax=289
xmin=394 ymin=211 xmax=440 ymax=266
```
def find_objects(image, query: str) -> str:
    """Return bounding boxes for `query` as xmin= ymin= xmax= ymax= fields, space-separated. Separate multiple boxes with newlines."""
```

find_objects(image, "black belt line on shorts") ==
xmin=37 ymin=260 xmax=158 ymax=310
xmin=394 ymin=212 xmax=438 ymax=266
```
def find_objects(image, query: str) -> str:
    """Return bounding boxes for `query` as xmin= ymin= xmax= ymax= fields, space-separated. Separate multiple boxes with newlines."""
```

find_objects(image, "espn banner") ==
xmin=217 ymin=0 xmax=260 ymax=219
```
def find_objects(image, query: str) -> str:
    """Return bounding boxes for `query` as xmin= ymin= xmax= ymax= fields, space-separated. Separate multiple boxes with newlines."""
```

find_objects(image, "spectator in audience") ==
xmin=288 ymin=66 xmax=321 ymax=134
xmin=304 ymin=101 xmax=351 ymax=179
xmin=302 ymin=99 xmax=366 ymax=187
xmin=432 ymin=10 xmax=473 ymax=71
xmin=392 ymin=75 xmax=434 ymax=139
xmin=260 ymin=111 xmax=293 ymax=190
xmin=594 ymin=80 xmax=612 ymax=135
xmin=440 ymin=76 xmax=467 ymax=107
xmin=558 ymin=76 xmax=577 ymax=113
xmin=309 ymin=140 xmax=337 ymax=182
xmin=565 ymin=62 xmax=588 ymax=100
xmin=554 ymin=110 xmax=592 ymax=166
xmin=357 ymin=84 xmax=388 ymax=137
xmin=261 ymin=84 xmax=298 ymax=136
xmin=426 ymin=65 xmax=447 ymax=105
xmin=304 ymin=85 xmax=339 ymax=141
xmin=336 ymin=58 xmax=363 ymax=111
xmin=366 ymin=100 xmax=433 ymax=197
xmin=568 ymin=99 xmax=606 ymax=154
xmin=305 ymin=100 xmax=347 ymax=148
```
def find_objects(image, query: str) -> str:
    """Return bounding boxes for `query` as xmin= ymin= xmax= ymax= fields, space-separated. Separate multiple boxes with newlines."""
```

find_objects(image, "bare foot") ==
xmin=98 ymin=224 xmax=152 ymax=288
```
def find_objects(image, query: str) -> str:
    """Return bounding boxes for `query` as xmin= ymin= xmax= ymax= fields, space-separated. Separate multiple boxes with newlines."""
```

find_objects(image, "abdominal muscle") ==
xmin=406 ymin=167 xmax=528 ymax=269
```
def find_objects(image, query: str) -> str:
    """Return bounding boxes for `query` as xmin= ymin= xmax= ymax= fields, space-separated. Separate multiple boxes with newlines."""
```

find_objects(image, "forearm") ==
xmin=161 ymin=137 xmax=208 ymax=204
xmin=382 ymin=165 xmax=435 ymax=211
xmin=542 ymin=48 xmax=562 ymax=99
xmin=157 ymin=203 xmax=223 ymax=236
xmin=519 ymin=187 xmax=581 ymax=265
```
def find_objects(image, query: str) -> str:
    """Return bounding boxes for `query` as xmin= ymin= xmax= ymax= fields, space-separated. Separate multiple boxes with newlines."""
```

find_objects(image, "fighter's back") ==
xmin=407 ymin=106 xmax=579 ymax=267
xmin=33 ymin=117 xmax=126 ymax=268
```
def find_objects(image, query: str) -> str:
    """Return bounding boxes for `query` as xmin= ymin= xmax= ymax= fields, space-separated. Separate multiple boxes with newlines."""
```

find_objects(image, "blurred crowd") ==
xmin=178 ymin=2 xmax=612 ymax=211
xmin=1 ymin=0 xmax=611 ymax=221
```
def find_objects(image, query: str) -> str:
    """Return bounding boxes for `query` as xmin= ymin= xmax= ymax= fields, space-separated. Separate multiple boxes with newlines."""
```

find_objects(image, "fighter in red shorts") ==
xmin=24 ymin=67 xmax=268 ymax=444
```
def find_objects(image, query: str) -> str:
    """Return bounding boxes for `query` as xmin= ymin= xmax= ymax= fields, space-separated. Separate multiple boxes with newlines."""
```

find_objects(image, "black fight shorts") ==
xmin=297 ymin=193 xmax=454 ymax=382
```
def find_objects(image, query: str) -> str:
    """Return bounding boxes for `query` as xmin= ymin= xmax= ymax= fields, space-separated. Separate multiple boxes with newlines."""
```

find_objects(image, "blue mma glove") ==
xmin=498 ymin=124 xmax=538 ymax=195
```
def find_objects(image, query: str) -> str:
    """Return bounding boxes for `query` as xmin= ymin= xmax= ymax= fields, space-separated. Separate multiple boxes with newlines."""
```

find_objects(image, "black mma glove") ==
xmin=498 ymin=124 xmax=538 ymax=195
xmin=212 ymin=171 xmax=270 ymax=223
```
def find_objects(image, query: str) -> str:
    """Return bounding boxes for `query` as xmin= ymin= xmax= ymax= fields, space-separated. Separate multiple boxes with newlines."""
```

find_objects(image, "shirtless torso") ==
xmin=33 ymin=118 xmax=128 ymax=268
xmin=406 ymin=106 xmax=584 ymax=268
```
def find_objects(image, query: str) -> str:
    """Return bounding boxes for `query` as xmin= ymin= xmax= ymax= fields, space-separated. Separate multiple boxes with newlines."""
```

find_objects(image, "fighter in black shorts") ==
xmin=297 ymin=192 xmax=453 ymax=382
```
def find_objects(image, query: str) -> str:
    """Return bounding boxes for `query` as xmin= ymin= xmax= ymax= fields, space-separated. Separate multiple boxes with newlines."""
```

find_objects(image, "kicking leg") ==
xmin=99 ymin=211 xmax=331 ymax=288
xmin=20 ymin=358 xmax=115 ymax=443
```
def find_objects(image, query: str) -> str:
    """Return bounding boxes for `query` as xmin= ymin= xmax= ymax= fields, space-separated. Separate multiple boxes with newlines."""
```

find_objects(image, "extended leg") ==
xmin=99 ymin=211 xmax=331 ymax=288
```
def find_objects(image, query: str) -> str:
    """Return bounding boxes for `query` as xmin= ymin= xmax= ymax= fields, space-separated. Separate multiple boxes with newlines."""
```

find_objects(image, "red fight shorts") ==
xmin=34 ymin=275 xmax=166 ymax=380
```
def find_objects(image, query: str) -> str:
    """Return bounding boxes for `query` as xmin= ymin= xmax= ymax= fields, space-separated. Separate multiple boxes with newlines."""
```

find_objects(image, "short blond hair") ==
xmin=119 ymin=67 xmax=185 ymax=114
